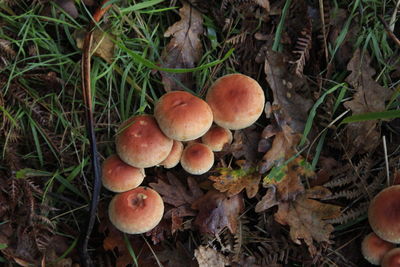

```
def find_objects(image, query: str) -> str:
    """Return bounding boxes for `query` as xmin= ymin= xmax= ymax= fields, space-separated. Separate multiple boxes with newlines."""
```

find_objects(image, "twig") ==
xmin=378 ymin=15 xmax=400 ymax=49
xmin=79 ymin=1 xmax=112 ymax=266
xmin=383 ymin=135 xmax=390 ymax=187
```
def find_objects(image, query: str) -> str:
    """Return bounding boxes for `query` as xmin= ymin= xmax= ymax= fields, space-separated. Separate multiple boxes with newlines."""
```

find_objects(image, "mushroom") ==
xmin=361 ymin=232 xmax=395 ymax=265
xmin=381 ymin=247 xmax=400 ymax=267
xmin=108 ymin=187 xmax=164 ymax=234
xmin=116 ymin=114 xmax=173 ymax=168
xmin=201 ymin=125 xmax=232 ymax=152
xmin=206 ymin=73 xmax=265 ymax=130
xmin=101 ymin=154 xmax=145 ymax=193
xmin=160 ymin=140 xmax=184 ymax=169
xmin=154 ymin=91 xmax=213 ymax=141
xmin=180 ymin=143 xmax=214 ymax=175
xmin=368 ymin=185 xmax=400 ymax=243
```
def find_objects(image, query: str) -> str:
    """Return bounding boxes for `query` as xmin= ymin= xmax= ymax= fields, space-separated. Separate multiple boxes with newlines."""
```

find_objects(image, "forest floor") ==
xmin=1 ymin=0 xmax=400 ymax=266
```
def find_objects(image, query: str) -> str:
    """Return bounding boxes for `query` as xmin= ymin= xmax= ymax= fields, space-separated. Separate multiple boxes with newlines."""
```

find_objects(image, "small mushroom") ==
xmin=180 ymin=143 xmax=214 ymax=175
xmin=101 ymin=154 xmax=145 ymax=193
xmin=206 ymin=73 xmax=265 ymax=130
xmin=201 ymin=125 xmax=232 ymax=152
xmin=381 ymin=247 xmax=400 ymax=267
xmin=368 ymin=185 xmax=400 ymax=243
xmin=154 ymin=91 xmax=213 ymax=141
xmin=108 ymin=187 xmax=164 ymax=234
xmin=115 ymin=114 xmax=173 ymax=168
xmin=160 ymin=140 xmax=184 ymax=169
xmin=361 ymin=232 xmax=395 ymax=265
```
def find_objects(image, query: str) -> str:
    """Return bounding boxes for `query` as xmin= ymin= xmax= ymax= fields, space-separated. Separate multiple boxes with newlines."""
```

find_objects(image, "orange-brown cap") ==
xmin=116 ymin=115 xmax=173 ymax=168
xmin=154 ymin=91 xmax=213 ymax=141
xmin=368 ymin=185 xmax=400 ymax=243
xmin=108 ymin=187 xmax=164 ymax=234
xmin=201 ymin=125 xmax=232 ymax=152
xmin=361 ymin=232 xmax=395 ymax=265
xmin=101 ymin=154 xmax=145 ymax=193
xmin=381 ymin=247 xmax=400 ymax=267
xmin=180 ymin=143 xmax=214 ymax=175
xmin=206 ymin=73 xmax=265 ymax=130
xmin=160 ymin=140 xmax=184 ymax=169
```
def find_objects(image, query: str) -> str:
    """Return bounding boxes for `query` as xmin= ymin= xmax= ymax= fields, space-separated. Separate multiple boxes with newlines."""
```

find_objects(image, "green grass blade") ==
xmin=341 ymin=110 xmax=400 ymax=124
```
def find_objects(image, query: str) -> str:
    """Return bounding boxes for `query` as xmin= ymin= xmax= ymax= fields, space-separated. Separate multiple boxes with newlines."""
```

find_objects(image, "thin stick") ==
xmin=383 ymin=135 xmax=390 ymax=187
xmin=378 ymin=15 xmax=400 ymax=49
xmin=79 ymin=1 xmax=112 ymax=266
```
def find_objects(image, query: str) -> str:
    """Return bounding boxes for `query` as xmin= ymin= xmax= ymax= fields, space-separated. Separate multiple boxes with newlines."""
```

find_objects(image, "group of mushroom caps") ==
xmin=101 ymin=73 xmax=265 ymax=235
xmin=361 ymin=185 xmax=400 ymax=266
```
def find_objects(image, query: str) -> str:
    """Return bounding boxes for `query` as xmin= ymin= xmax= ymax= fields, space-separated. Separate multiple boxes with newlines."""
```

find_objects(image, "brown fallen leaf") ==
xmin=343 ymin=49 xmax=392 ymax=156
xmin=149 ymin=173 xmax=203 ymax=233
xmin=56 ymin=0 xmax=78 ymax=18
xmin=209 ymin=160 xmax=261 ymax=198
xmin=231 ymin=125 xmax=261 ymax=164
xmin=263 ymin=50 xmax=313 ymax=133
xmin=192 ymin=190 xmax=244 ymax=235
xmin=274 ymin=186 xmax=341 ymax=256
xmin=160 ymin=2 xmax=203 ymax=92
xmin=75 ymin=27 xmax=115 ymax=63
xmin=194 ymin=246 xmax=229 ymax=267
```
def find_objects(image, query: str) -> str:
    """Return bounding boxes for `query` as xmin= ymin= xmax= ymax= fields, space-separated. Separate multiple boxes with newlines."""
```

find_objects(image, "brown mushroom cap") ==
xmin=160 ymin=140 xmax=184 ymax=169
xmin=361 ymin=232 xmax=395 ymax=265
xmin=116 ymin=115 xmax=173 ymax=168
xmin=201 ymin=125 xmax=232 ymax=152
xmin=180 ymin=143 xmax=214 ymax=175
xmin=154 ymin=91 xmax=213 ymax=141
xmin=368 ymin=185 xmax=400 ymax=243
xmin=381 ymin=248 xmax=400 ymax=267
xmin=108 ymin=187 xmax=164 ymax=234
xmin=101 ymin=154 xmax=145 ymax=193
xmin=206 ymin=73 xmax=265 ymax=130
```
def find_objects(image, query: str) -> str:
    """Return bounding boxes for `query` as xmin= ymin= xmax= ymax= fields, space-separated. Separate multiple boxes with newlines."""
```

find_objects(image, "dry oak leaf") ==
xmin=231 ymin=125 xmax=261 ymax=164
xmin=195 ymin=246 xmax=229 ymax=267
xmin=343 ymin=49 xmax=392 ymax=156
xmin=209 ymin=160 xmax=261 ymax=198
xmin=160 ymin=2 xmax=203 ymax=91
xmin=258 ymin=123 xmax=314 ymax=204
xmin=149 ymin=173 xmax=203 ymax=232
xmin=274 ymin=186 xmax=341 ymax=256
xmin=192 ymin=190 xmax=244 ymax=235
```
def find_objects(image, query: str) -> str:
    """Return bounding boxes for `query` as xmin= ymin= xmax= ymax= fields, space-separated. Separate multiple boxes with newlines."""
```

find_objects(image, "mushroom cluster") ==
xmin=362 ymin=185 xmax=400 ymax=266
xmin=102 ymin=73 xmax=265 ymax=234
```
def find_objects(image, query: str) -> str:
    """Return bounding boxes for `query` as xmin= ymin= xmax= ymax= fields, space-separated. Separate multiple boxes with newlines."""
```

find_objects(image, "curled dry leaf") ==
xmin=343 ymin=49 xmax=392 ymax=156
xmin=209 ymin=160 xmax=261 ymax=198
xmin=195 ymin=246 xmax=229 ymax=267
xmin=160 ymin=2 xmax=203 ymax=91
xmin=192 ymin=190 xmax=244 ymax=235
xmin=274 ymin=186 xmax=341 ymax=256
xmin=75 ymin=27 xmax=115 ymax=63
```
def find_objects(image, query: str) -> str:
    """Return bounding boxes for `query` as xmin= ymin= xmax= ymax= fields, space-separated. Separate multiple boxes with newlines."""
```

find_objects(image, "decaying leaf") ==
xmin=75 ymin=27 xmax=115 ymax=63
xmin=160 ymin=2 xmax=203 ymax=91
xmin=343 ymin=49 xmax=392 ymax=156
xmin=55 ymin=0 xmax=78 ymax=18
xmin=263 ymin=50 xmax=313 ymax=133
xmin=192 ymin=190 xmax=244 ymax=235
xmin=274 ymin=186 xmax=341 ymax=256
xmin=209 ymin=160 xmax=261 ymax=198
xmin=231 ymin=125 xmax=261 ymax=163
xmin=195 ymin=246 xmax=229 ymax=267
xmin=257 ymin=122 xmax=314 ymax=205
xmin=149 ymin=173 xmax=203 ymax=233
